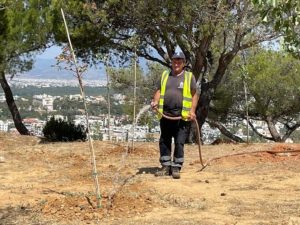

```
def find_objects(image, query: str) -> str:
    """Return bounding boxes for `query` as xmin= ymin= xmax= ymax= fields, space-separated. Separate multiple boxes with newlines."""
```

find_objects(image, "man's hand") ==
xmin=188 ymin=111 xmax=196 ymax=121
xmin=151 ymin=100 xmax=158 ymax=110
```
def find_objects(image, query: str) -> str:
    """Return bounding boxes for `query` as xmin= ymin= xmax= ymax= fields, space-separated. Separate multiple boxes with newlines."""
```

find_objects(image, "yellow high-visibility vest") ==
xmin=158 ymin=70 xmax=193 ymax=121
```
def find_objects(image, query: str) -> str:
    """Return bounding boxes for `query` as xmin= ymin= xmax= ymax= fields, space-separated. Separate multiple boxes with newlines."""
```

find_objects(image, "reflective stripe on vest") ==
xmin=158 ymin=70 xmax=169 ymax=119
xmin=158 ymin=70 xmax=193 ymax=121
xmin=181 ymin=71 xmax=192 ymax=120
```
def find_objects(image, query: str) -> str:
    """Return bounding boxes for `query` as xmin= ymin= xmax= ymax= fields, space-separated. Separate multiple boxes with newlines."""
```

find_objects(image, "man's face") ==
xmin=171 ymin=58 xmax=185 ymax=75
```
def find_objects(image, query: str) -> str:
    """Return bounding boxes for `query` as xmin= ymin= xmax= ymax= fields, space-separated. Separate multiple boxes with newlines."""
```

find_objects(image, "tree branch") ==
xmin=206 ymin=119 xmax=245 ymax=143
xmin=282 ymin=122 xmax=300 ymax=141
xmin=266 ymin=116 xmax=282 ymax=142
xmin=239 ymin=34 xmax=279 ymax=51
xmin=248 ymin=120 xmax=274 ymax=141
xmin=138 ymin=51 xmax=170 ymax=68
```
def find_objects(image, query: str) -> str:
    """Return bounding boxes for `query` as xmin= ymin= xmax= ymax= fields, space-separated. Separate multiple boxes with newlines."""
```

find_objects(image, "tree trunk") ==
xmin=266 ymin=116 xmax=282 ymax=142
xmin=206 ymin=119 xmax=245 ymax=143
xmin=196 ymin=53 xmax=235 ymax=129
xmin=248 ymin=120 xmax=274 ymax=141
xmin=197 ymin=81 xmax=212 ymax=128
xmin=282 ymin=123 xmax=300 ymax=142
xmin=0 ymin=72 xmax=30 ymax=135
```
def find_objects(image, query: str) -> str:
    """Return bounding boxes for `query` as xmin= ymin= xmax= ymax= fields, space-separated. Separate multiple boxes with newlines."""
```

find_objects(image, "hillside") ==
xmin=0 ymin=132 xmax=300 ymax=225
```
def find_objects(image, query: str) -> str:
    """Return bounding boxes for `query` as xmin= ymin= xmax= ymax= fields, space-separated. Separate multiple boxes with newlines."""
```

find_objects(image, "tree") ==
xmin=51 ymin=0 xmax=280 ymax=130
xmin=106 ymin=61 xmax=164 ymax=123
xmin=43 ymin=116 xmax=86 ymax=142
xmin=107 ymin=63 xmax=143 ymax=120
xmin=253 ymin=0 xmax=300 ymax=52
xmin=212 ymin=49 xmax=300 ymax=142
xmin=0 ymin=0 xmax=51 ymax=134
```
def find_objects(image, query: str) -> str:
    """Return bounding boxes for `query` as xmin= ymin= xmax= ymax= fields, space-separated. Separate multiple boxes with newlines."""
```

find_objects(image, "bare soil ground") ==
xmin=0 ymin=132 xmax=300 ymax=225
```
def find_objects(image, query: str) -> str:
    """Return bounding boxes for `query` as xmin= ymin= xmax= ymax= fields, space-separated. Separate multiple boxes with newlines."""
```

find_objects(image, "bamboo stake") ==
xmin=131 ymin=49 xmax=137 ymax=150
xmin=243 ymin=79 xmax=249 ymax=143
xmin=104 ymin=57 xmax=111 ymax=141
xmin=61 ymin=8 xmax=102 ymax=208
xmin=241 ymin=52 xmax=250 ymax=144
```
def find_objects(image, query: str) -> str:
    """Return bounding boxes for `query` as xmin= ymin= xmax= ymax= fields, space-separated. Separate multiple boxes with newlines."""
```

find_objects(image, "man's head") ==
xmin=171 ymin=52 xmax=185 ymax=75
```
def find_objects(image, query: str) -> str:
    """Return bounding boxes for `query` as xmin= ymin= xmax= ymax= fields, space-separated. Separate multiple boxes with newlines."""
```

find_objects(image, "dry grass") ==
xmin=0 ymin=132 xmax=300 ymax=225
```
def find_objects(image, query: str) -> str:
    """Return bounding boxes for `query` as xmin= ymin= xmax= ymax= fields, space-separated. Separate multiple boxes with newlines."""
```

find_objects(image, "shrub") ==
xmin=43 ymin=117 xmax=87 ymax=142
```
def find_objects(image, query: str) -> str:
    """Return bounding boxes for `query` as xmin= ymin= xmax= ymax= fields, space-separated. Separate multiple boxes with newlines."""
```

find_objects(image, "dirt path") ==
xmin=0 ymin=133 xmax=300 ymax=225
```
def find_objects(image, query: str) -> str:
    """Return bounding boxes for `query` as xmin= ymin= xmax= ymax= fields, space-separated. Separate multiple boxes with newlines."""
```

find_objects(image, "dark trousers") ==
xmin=159 ymin=118 xmax=191 ymax=168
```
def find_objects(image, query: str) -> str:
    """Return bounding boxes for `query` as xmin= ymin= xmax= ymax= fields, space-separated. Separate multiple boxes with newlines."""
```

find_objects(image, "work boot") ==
xmin=155 ymin=166 xmax=171 ymax=176
xmin=171 ymin=167 xmax=181 ymax=179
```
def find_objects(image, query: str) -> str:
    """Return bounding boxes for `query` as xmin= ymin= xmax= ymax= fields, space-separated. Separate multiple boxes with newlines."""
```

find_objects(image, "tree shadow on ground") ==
xmin=0 ymin=205 xmax=49 ymax=225
xmin=136 ymin=167 xmax=160 ymax=175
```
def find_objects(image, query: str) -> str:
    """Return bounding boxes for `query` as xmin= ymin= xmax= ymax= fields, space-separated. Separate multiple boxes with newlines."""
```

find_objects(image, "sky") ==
xmin=37 ymin=45 xmax=62 ymax=59
xmin=23 ymin=44 xmax=179 ymax=80
xmin=26 ymin=45 xmax=150 ymax=80
xmin=23 ymin=45 xmax=106 ymax=80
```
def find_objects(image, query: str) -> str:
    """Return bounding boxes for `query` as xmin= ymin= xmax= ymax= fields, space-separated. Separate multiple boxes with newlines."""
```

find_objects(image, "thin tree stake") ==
xmin=61 ymin=8 xmax=102 ymax=208
xmin=131 ymin=49 xmax=137 ymax=150
xmin=241 ymin=51 xmax=250 ymax=144
xmin=104 ymin=57 xmax=111 ymax=141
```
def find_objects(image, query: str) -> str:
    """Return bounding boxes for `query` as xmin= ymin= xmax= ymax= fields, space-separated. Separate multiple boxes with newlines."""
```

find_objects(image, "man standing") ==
xmin=151 ymin=52 xmax=198 ymax=179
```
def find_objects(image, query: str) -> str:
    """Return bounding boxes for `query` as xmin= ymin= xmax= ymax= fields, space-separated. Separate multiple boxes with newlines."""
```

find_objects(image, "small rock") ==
xmin=220 ymin=193 xmax=226 ymax=196
xmin=0 ymin=156 xmax=5 ymax=163
xmin=205 ymin=180 xmax=209 ymax=183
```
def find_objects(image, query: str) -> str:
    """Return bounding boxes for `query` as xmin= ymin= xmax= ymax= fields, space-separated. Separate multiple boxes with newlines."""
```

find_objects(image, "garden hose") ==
xmin=154 ymin=108 xmax=204 ymax=168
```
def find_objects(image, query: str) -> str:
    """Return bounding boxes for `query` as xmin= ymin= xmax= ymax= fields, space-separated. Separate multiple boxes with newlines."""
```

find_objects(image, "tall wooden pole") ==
xmin=131 ymin=49 xmax=137 ymax=149
xmin=241 ymin=52 xmax=249 ymax=144
xmin=61 ymin=8 xmax=102 ymax=208
xmin=104 ymin=57 xmax=111 ymax=141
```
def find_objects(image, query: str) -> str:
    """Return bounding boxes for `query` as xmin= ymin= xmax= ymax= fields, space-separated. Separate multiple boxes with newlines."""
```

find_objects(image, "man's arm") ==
xmin=189 ymin=74 xmax=199 ymax=120
xmin=188 ymin=90 xmax=198 ymax=120
xmin=151 ymin=89 xmax=160 ymax=109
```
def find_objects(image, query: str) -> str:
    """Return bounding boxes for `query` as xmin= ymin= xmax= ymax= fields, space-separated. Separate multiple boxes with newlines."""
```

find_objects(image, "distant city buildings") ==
xmin=0 ymin=93 xmax=5 ymax=103
xmin=7 ymin=78 xmax=107 ymax=88
xmin=23 ymin=118 xmax=45 ymax=136
xmin=112 ymin=94 xmax=126 ymax=104
xmin=0 ymin=120 xmax=8 ymax=132
xmin=0 ymin=78 xmax=298 ymax=143
xmin=47 ymin=115 xmax=67 ymax=121
xmin=33 ymin=94 xmax=54 ymax=111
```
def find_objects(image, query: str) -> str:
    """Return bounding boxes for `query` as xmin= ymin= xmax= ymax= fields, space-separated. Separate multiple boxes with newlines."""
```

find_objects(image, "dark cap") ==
xmin=171 ymin=52 xmax=186 ymax=60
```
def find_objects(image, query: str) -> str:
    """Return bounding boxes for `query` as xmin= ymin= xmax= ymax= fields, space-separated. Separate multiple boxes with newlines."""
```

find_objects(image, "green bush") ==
xmin=43 ymin=117 xmax=87 ymax=142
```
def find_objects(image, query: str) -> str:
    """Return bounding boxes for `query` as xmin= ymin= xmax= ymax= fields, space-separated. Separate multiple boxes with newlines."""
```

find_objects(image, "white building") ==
xmin=0 ymin=93 xmax=5 ymax=103
xmin=47 ymin=115 xmax=67 ymax=121
xmin=23 ymin=118 xmax=46 ymax=136
xmin=33 ymin=94 xmax=54 ymax=111
xmin=0 ymin=120 xmax=8 ymax=132
xmin=69 ymin=94 xmax=82 ymax=101
xmin=112 ymin=94 xmax=126 ymax=104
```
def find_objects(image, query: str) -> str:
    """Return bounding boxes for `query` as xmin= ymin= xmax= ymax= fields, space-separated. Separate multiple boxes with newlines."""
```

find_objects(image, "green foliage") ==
xmin=108 ymin=62 xmax=165 ymax=101
xmin=51 ymin=0 xmax=276 ymax=78
xmin=107 ymin=62 xmax=165 ymax=123
xmin=0 ymin=86 xmax=107 ymax=97
xmin=0 ymin=0 xmax=52 ymax=134
xmin=290 ymin=130 xmax=300 ymax=142
xmin=213 ymin=48 xmax=300 ymax=141
xmin=246 ymin=50 xmax=300 ymax=118
xmin=51 ymin=0 xmax=284 ymax=134
xmin=43 ymin=116 xmax=86 ymax=142
xmin=214 ymin=49 xmax=300 ymax=119
xmin=0 ymin=102 xmax=10 ymax=119
xmin=144 ymin=62 xmax=167 ymax=98
xmin=107 ymin=62 xmax=144 ymax=93
xmin=253 ymin=0 xmax=300 ymax=53
xmin=0 ymin=0 xmax=51 ymax=75
xmin=51 ymin=0 xmax=112 ymax=64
